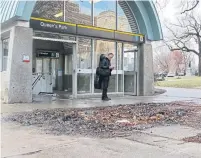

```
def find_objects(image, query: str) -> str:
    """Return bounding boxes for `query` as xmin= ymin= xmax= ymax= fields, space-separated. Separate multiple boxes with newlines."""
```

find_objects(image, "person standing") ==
xmin=99 ymin=53 xmax=114 ymax=101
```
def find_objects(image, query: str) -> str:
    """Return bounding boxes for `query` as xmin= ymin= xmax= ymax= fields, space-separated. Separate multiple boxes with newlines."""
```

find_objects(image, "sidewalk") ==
xmin=1 ymin=88 xmax=201 ymax=158
xmin=1 ymin=122 xmax=201 ymax=158
xmin=1 ymin=92 xmax=201 ymax=115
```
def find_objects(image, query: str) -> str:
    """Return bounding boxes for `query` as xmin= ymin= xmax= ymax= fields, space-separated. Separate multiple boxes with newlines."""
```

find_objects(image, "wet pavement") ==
xmin=159 ymin=87 xmax=201 ymax=99
xmin=1 ymin=87 xmax=201 ymax=114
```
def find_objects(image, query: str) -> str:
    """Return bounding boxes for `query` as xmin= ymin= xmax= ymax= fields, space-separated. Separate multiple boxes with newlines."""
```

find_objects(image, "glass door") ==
xmin=76 ymin=37 xmax=92 ymax=94
xmin=123 ymin=44 xmax=137 ymax=95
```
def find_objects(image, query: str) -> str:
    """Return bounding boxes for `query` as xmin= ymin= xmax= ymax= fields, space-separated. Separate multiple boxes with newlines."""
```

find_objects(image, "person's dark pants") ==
xmin=99 ymin=76 xmax=109 ymax=99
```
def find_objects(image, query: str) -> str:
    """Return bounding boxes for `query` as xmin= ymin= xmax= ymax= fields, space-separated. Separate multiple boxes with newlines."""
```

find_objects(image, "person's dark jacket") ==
xmin=99 ymin=55 xmax=111 ymax=77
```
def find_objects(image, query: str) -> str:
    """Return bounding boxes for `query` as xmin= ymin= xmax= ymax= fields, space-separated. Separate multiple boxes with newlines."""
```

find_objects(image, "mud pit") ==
xmin=3 ymin=102 xmax=201 ymax=138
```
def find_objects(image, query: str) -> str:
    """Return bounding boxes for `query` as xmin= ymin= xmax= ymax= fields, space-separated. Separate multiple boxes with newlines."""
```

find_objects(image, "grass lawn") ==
xmin=155 ymin=76 xmax=201 ymax=88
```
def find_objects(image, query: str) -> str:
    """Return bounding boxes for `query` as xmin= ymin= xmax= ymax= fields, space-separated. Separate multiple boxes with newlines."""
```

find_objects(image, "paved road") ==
xmin=159 ymin=87 xmax=201 ymax=99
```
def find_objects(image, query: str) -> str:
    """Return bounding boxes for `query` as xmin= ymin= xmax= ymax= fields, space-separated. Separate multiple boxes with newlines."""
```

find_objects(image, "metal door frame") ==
xmin=76 ymin=38 xmax=93 ymax=95
xmin=123 ymin=49 xmax=138 ymax=96
xmin=33 ymin=36 xmax=78 ymax=98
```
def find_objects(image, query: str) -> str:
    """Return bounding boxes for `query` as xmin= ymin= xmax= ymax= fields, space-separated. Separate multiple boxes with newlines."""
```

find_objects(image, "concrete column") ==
xmin=6 ymin=26 xmax=33 ymax=103
xmin=137 ymin=42 xmax=154 ymax=96
xmin=0 ymin=40 xmax=3 ymax=71
xmin=57 ymin=54 xmax=64 ymax=91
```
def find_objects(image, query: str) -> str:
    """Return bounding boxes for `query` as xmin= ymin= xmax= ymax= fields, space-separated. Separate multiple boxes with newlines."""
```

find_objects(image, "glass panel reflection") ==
xmin=118 ymin=74 xmax=123 ymax=92
xmin=77 ymin=37 xmax=92 ymax=69
xmin=64 ymin=0 xmax=92 ymax=25
xmin=94 ymin=39 xmax=116 ymax=69
xmin=94 ymin=1 xmax=116 ymax=30
xmin=108 ymin=75 xmax=116 ymax=92
xmin=124 ymin=44 xmax=136 ymax=93
xmin=2 ymin=39 xmax=9 ymax=71
xmin=94 ymin=75 xmax=117 ymax=93
xmin=32 ymin=1 xmax=64 ymax=21
xmin=117 ymin=42 xmax=123 ymax=70
xmin=77 ymin=74 xmax=91 ymax=94
xmin=32 ymin=1 xmax=92 ymax=25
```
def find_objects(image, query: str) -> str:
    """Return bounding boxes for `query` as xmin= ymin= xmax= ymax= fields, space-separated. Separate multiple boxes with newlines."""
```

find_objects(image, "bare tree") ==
xmin=154 ymin=51 xmax=170 ymax=73
xmin=180 ymin=0 xmax=200 ymax=14
xmin=155 ymin=0 xmax=200 ymax=13
xmin=155 ymin=0 xmax=169 ymax=11
xmin=164 ymin=11 xmax=201 ymax=76
xmin=182 ymin=51 xmax=195 ymax=71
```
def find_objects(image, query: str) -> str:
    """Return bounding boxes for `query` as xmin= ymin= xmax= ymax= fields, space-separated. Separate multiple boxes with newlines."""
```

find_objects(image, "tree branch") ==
xmin=171 ymin=47 xmax=199 ymax=56
xmin=181 ymin=0 xmax=200 ymax=14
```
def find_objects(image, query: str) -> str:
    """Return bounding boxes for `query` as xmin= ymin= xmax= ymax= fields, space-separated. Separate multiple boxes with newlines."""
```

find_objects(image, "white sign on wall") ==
xmin=22 ymin=55 xmax=30 ymax=62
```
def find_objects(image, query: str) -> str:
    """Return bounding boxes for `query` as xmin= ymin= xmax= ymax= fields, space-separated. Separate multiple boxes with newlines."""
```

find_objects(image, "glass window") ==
xmin=94 ymin=39 xmax=116 ymax=93
xmin=108 ymin=75 xmax=117 ymax=92
xmin=94 ymin=39 xmax=116 ymax=69
xmin=117 ymin=42 xmax=123 ymax=70
xmin=123 ymin=44 xmax=136 ymax=71
xmin=2 ymin=39 xmax=9 ymax=71
xmin=77 ymin=37 xmax=92 ymax=69
xmin=77 ymin=74 xmax=91 ymax=94
xmin=117 ymin=42 xmax=123 ymax=92
xmin=123 ymin=43 xmax=137 ymax=93
xmin=94 ymin=0 xmax=116 ymax=29
xmin=64 ymin=0 xmax=92 ymax=25
xmin=117 ymin=1 xmax=132 ymax=32
xmin=118 ymin=74 xmax=123 ymax=92
xmin=32 ymin=1 xmax=64 ymax=21
xmin=32 ymin=1 xmax=92 ymax=25
xmin=77 ymin=37 xmax=92 ymax=94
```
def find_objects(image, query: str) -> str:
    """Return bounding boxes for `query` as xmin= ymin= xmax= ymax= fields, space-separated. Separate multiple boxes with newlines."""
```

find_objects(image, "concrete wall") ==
xmin=143 ymin=43 xmax=154 ymax=95
xmin=6 ymin=26 xmax=33 ymax=103
xmin=0 ymin=71 xmax=8 ymax=101
xmin=137 ymin=42 xmax=154 ymax=96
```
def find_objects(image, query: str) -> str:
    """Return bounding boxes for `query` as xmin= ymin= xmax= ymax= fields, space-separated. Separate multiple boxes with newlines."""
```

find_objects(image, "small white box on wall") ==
xmin=22 ymin=55 xmax=30 ymax=62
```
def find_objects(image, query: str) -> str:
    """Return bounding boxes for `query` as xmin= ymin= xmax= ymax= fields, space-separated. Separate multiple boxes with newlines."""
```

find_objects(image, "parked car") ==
xmin=154 ymin=73 xmax=165 ymax=81
xmin=167 ymin=73 xmax=175 ymax=77
xmin=178 ymin=72 xmax=185 ymax=76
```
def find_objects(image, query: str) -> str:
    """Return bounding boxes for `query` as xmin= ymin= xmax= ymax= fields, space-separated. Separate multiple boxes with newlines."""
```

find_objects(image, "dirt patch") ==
xmin=183 ymin=133 xmax=201 ymax=143
xmin=2 ymin=102 xmax=201 ymax=138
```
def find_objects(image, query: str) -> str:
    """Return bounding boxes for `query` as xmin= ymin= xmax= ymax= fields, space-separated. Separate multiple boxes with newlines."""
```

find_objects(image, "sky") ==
xmin=153 ymin=0 xmax=201 ymax=65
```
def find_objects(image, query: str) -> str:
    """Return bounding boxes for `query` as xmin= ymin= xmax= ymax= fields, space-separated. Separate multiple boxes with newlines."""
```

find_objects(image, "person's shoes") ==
xmin=106 ymin=97 xmax=111 ymax=100
xmin=102 ymin=97 xmax=110 ymax=101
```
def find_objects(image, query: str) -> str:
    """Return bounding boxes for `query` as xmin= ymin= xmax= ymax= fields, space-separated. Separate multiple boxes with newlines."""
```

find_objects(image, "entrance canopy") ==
xmin=0 ymin=0 xmax=163 ymax=41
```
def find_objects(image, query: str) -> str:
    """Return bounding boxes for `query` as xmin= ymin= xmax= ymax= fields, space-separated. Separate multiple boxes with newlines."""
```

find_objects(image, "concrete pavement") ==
xmin=1 ymin=122 xmax=201 ymax=158
xmin=1 ymin=87 xmax=201 ymax=114
xmin=1 ymin=87 xmax=201 ymax=158
xmin=159 ymin=87 xmax=201 ymax=99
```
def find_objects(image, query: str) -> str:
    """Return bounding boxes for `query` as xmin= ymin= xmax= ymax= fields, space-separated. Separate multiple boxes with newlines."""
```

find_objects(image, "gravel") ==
xmin=2 ymin=102 xmax=201 ymax=138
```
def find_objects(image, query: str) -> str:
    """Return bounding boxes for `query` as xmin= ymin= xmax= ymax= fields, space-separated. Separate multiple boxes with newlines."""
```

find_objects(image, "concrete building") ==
xmin=0 ymin=0 xmax=163 ymax=103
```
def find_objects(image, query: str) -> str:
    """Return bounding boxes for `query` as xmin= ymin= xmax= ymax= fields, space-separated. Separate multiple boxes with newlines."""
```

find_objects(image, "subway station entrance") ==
xmin=32 ymin=34 xmax=77 ymax=98
xmin=0 ymin=0 xmax=162 ymax=103
xmin=31 ymin=30 xmax=139 ymax=99
xmin=29 ymin=5 xmax=146 ymax=99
